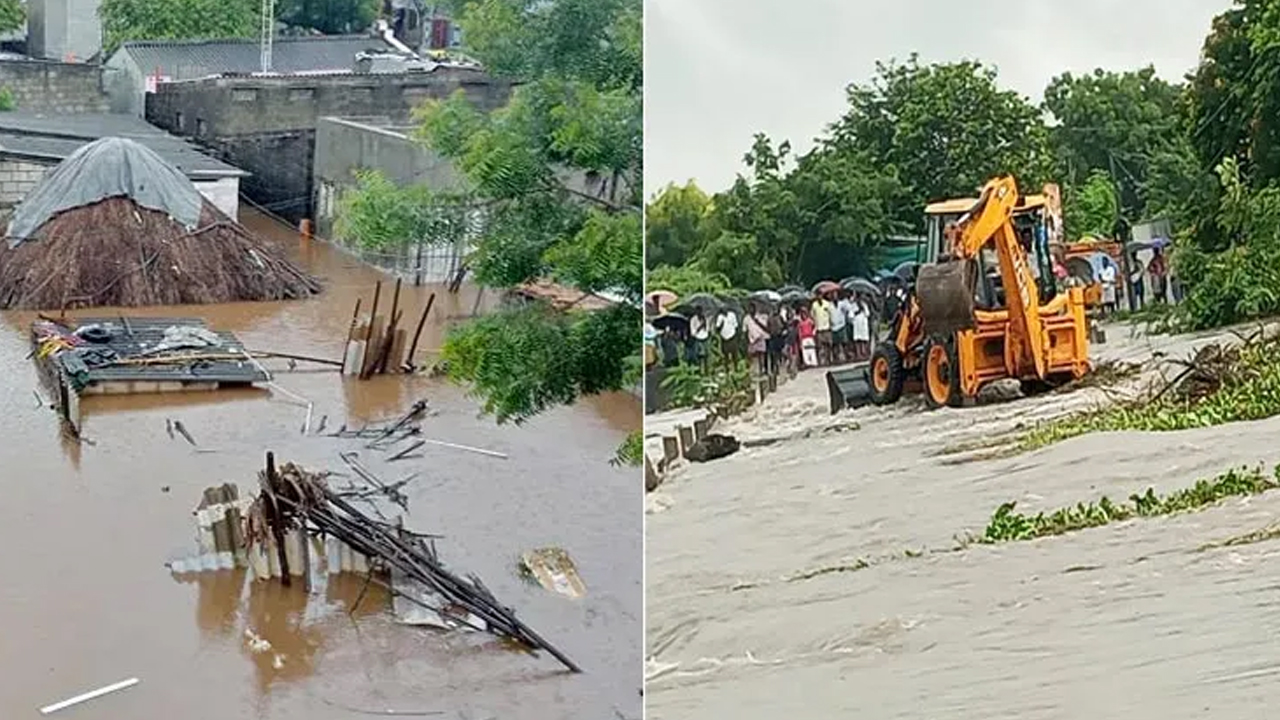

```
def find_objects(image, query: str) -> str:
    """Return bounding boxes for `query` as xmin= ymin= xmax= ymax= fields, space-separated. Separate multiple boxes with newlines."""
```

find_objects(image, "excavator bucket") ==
xmin=915 ymin=259 xmax=977 ymax=336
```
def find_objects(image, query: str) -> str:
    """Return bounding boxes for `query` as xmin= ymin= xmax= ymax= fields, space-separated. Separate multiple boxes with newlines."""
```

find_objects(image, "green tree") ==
xmin=278 ymin=0 xmax=379 ymax=34
xmin=645 ymin=181 xmax=715 ymax=269
xmin=710 ymin=132 xmax=904 ymax=285
xmin=0 ymin=0 xmax=24 ymax=35
xmin=414 ymin=0 xmax=641 ymax=459
xmin=645 ymin=264 xmax=731 ymax=298
xmin=1043 ymin=67 xmax=1194 ymax=223
xmin=334 ymin=169 xmax=469 ymax=252
xmin=99 ymin=0 xmax=261 ymax=54
xmin=1062 ymin=169 xmax=1120 ymax=239
xmin=828 ymin=55 xmax=1051 ymax=229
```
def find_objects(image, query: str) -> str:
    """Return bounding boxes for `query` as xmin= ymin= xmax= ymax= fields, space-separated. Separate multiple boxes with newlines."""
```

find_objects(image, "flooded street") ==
xmin=0 ymin=210 xmax=641 ymax=719
xmin=646 ymin=323 xmax=1280 ymax=719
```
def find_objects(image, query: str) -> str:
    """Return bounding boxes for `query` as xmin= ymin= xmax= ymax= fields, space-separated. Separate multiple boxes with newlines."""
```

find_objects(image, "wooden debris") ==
xmin=252 ymin=452 xmax=580 ymax=673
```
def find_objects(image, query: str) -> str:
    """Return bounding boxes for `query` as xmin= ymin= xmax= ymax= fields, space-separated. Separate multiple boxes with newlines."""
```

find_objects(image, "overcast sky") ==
xmin=644 ymin=0 xmax=1227 ymax=195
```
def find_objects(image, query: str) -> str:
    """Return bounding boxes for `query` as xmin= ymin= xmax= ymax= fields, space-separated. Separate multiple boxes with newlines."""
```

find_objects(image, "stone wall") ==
xmin=0 ymin=59 xmax=108 ymax=114
xmin=0 ymin=159 xmax=51 ymax=207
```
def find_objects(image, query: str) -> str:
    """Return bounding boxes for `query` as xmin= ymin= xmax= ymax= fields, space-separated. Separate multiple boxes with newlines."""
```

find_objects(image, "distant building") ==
xmin=145 ymin=63 xmax=508 ymax=222
xmin=26 ymin=0 xmax=103 ymax=62
xmin=0 ymin=111 xmax=247 ymax=216
xmin=104 ymin=36 xmax=392 ymax=116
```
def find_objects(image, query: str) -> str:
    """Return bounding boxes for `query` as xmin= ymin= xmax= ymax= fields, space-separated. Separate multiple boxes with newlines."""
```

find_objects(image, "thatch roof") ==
xmin=0 ymin=137 xmax=320 ymax=310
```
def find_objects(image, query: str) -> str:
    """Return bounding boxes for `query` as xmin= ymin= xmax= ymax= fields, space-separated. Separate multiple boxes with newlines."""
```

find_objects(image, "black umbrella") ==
xmin=749 ymin=289 xmax=782 ymax=305
xmin=777 ymin=284 xmax=805 ymax=295
xmin=652 ymin=313 xmax=689 ymax=333
xmin=716 ymin=294 xmax=744 ymax=313
xmin=680 ymin=293 xmax=722 ymax=312
xmin=781 ymin=289 xmax=811 ymax=304
xmin=894 ymin=261 xmax=920 ymax=283
xmin=840 ymin=277 xmax=880 ymax=297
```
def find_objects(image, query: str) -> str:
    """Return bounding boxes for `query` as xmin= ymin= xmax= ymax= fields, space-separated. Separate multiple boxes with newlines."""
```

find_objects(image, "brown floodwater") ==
xmin=0 ymin=210 xmax=642 ymax=719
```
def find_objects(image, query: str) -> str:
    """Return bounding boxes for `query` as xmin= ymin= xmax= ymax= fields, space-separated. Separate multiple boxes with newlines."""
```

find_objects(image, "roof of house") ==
xmin=0 ymin=112 xmax=246 ymax=179
xmin=112 ymin=35 xmax=390 ymax=79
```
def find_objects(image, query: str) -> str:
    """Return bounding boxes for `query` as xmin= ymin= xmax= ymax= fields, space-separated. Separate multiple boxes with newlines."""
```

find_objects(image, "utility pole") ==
xmin=259 ymin=0 xmax=276 ymax=73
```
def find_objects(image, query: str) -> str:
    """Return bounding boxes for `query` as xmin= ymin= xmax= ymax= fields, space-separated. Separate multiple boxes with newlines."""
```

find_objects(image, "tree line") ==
xmin=648 ymin=0 xmax=1280 ymax=332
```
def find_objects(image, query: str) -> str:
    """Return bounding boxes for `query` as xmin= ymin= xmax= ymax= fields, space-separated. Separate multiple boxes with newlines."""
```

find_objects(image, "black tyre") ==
xmin=922 ymin=335 xmax=963 ymax=409
xmin=868 ymin=342 xmax=906 ymax=405
xmin=1019 ymin=377 xmax=1059 ymax=397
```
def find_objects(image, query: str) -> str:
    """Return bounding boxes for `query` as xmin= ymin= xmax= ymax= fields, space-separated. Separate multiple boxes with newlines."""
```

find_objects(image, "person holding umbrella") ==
xmin=687 ymin=307 xmax=710 ymax=369
xmin=829 ymin=289 xmax=849 ymax=364
xmin=744 ymin=301 xmax=771 ymax=375
xmin=810 ymin=293 xmax=834 ymax=366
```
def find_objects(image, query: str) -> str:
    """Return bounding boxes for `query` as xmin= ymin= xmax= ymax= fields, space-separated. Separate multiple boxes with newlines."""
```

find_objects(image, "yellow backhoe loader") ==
xmin=866 ymin=175 xmax=1091 ymax=408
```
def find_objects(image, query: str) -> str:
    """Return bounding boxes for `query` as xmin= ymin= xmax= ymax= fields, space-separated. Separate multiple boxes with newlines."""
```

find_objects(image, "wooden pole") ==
xmin=339 ymin=297 xmax=361 ymax=374
xmin=360 ymin=281 xmax=383 ymax=377
xmin=405 ymin=293 xmax=435 ymax=370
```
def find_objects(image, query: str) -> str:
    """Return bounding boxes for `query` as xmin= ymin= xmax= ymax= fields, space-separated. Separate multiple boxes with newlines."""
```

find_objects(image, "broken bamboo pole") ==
xmin=404 ymin=293 xmax=436 ymax=370
xmin=380 ymin=277 xmax=402 ymax=374
xmin=360 ymin=281 xmax=383 ymax=377
xmin=340 ymin=298 xmax=362 ymax=374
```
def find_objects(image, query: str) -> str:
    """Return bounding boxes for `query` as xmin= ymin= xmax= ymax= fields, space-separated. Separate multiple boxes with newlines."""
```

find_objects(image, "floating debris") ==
xmin=170 ymin=452 xmax=578 ymax=673
xmin=520 ymin=547 xmax=586 ymax=599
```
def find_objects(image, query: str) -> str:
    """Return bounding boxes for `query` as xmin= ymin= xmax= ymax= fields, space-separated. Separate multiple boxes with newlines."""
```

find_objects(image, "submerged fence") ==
xmin=332 ymin=202 xmax=487 ymax=286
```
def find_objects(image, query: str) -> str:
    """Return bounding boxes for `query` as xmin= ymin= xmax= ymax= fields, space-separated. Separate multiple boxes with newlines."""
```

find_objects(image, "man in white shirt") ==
xmin=688 ymin=308 xmax=710 ymax=368
xmin=714 ymin=308 xmax=740 ymax=366
xmin=830 ymin=291 xmax=850 ymax=364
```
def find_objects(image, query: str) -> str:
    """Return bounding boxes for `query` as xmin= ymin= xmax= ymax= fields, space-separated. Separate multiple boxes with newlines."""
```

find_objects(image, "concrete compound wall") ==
xmin=145 ymin=68 xmax=510 ymax=222
xmin=312 ymin=116 xmax=464 ymax=238
xmin=0 ymin=59 xmax=108 ymax=114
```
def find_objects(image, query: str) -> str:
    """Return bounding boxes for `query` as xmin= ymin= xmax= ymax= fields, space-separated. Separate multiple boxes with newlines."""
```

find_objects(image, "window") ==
xmin=232 ymin=88 xmax=257 ymax=103
xmin=289 ymin=87 xmax=316 ymax=102
xmin=174 ymin=111 xmax=184 ymax=130
xmin=195 ymin=118 xmax=207 ymax=136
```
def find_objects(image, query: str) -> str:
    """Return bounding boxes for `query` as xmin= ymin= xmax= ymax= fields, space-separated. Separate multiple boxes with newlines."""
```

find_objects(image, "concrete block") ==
xmin=677 ymin=425 xmax=694 ymax=457
xmin=661 ymin=436 xmax=679 ymax=464
xmin=645 ymin=455 xmax=660 ymax=493
xmin=693 ymin=418 xmax=708 ymax=441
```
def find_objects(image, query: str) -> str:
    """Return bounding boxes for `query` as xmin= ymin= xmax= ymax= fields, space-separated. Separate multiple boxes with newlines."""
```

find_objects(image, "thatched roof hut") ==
xmin=0 ymin=137 xmax=320 ymax=310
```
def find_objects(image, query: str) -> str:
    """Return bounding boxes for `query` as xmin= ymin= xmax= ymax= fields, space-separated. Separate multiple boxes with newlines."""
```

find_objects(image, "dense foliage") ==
xmin=333 ymin=170 xmax=470 ymax=252
xmin=277 ymin=0 xmax=379 ymax=35
xmin=410 ymin=0 xmax=642 ymax=460
xmin=100 ymin=0 xmax=379 ymax=54
xmin=99 ymin=0 xmax=261 ymax=54
xmin=648 ymin=2 xmax=1280 ymax=333
xmin=0 ymin=0 xmax=23 ymax=36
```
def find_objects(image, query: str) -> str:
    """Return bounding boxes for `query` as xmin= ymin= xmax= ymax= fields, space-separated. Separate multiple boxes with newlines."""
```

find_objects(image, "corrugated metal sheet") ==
xmin=0 ymin=112 xmax=245 ymax=178
xmin=117 ymin=35 xmax=389 ymax=79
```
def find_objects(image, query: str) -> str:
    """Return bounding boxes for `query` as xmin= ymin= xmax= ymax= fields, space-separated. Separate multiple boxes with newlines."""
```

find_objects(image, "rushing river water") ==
xmin=0 ymin=210 xmax=642 ymax=719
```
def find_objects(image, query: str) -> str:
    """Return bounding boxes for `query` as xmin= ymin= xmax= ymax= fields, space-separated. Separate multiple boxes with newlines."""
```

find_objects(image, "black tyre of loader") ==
xmin=1019 ymin=378 xmax=1057 ymax=397
xmin=868 ymin=342 xmax=906 ymax=405
xmin=922 ymin=335 xmax=963 ymax=409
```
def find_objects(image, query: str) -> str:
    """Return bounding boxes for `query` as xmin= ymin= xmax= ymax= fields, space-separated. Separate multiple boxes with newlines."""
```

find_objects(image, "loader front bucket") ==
xmin=915 ymin=259 xmax=977 ymax=336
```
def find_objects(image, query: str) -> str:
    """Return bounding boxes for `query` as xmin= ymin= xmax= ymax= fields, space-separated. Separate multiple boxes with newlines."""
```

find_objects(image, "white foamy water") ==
xmin=647 ymin=320 xmax=1280 ymax=719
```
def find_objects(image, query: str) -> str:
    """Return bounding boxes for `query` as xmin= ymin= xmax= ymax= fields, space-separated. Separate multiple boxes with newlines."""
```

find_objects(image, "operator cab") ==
xmin=922 ymin=194 xmax=1058 ymax=310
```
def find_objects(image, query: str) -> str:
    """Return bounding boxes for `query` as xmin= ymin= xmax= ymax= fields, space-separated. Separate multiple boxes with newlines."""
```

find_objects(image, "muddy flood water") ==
xmin=0 ymin=210 xmax=642 ymax=719
xmin=647 ymin=322 xmax=1280 ymax=719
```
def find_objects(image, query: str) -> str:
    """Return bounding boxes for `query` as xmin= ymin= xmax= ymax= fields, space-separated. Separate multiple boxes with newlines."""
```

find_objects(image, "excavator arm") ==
xmin=916 ymin=175 xmax=1048 ymax=378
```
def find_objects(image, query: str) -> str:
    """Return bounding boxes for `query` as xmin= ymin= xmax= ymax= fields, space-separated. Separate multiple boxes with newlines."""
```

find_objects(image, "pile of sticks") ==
xmin=253 ymin=452 xmax=578 ymax=673
xmin=341 ymin=279 xmax=437 ymax=378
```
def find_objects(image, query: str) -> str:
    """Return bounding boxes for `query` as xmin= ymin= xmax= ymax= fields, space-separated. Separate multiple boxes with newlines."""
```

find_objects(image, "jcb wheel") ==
xmin=923 ymin=335 xmax=963 ymax=409
xmin=1019 ymin=378 xmax=1054 ymax=397
xmin=868 ymin=342 xmax=906 ymax=405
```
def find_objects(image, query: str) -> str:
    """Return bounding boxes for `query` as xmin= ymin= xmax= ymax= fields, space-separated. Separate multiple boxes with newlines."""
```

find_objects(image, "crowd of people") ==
xmin=644 ymin=289 xmax=879 ymax=377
